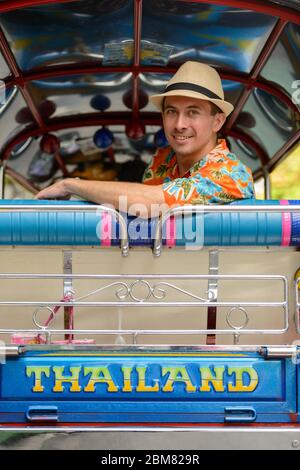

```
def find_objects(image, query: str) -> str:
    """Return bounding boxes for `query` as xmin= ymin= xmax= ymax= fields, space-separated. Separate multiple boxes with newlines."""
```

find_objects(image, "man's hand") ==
xmin=36 ymin=180 xmax=71 ymax=200
xmin=35 ymin=178 xmax=166 ymax=217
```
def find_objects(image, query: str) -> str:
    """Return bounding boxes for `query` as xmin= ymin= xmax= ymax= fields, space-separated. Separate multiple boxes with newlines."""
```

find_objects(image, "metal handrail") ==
xmin=0 ymin=203 xmax=299 ymax=257
xmin=0 ymin=273 xmax=288 ymax=340
xmin=153 ymin=204 xmax=300 ymax=256
xmin=0 ymin=204 xmax=129 ymax=256
xmin=295 ymin=277 xmax=300 ymax=334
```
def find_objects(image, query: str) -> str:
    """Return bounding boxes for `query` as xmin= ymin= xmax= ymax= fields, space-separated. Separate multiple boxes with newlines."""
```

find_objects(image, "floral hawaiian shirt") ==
xmin=142 ymin=139 xmax=255 ymax=206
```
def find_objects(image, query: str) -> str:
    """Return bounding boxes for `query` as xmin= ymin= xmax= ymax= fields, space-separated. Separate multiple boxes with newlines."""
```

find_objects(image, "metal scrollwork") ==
xmin=151 ymin=283 xmax=167 ymax=300
xmin=152 ymin=282 xmax=208 ymax=302
xmin=128 ymin=280 xmax=152 ymax=302
xmin=55 ymin=279 xmax=213 ymax=305
xmin=76 ymin=281 xmax=129 ymax=301
xmin=115 ymin=283 xmax=130 ymax=300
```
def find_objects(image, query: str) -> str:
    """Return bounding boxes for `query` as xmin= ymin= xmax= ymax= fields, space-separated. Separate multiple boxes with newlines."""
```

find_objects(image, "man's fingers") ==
xmin=34 ymin=181 xmax=69 ymax=200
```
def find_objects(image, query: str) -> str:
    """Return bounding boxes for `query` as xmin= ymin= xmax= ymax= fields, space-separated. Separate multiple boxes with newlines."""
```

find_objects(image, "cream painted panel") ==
xmin=0 ymin=247 xmax=299 ymax=346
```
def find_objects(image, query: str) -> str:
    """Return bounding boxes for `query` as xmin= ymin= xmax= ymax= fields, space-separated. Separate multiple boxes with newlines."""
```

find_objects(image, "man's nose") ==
xmin=174 ymin=112 xmax=188 ymax=130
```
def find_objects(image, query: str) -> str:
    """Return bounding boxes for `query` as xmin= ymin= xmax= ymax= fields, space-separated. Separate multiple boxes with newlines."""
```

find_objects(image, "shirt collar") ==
xmin=172 ymin=139 xmax=229 ymax=178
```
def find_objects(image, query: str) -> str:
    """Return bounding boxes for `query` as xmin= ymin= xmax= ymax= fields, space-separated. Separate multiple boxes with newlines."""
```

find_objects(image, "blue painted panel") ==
xmin=0 ymin=350 xmax=296 ymax=423
xmin=1 ymin=199 xmax=299 ymax=247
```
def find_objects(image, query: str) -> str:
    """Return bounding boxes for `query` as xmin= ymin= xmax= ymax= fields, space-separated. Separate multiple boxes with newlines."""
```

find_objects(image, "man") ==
xmin=36 ymin=61 xmax=254 ymax=216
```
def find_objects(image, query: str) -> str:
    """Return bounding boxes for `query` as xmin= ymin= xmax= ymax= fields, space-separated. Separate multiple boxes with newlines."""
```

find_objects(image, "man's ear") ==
xmin=213 ymin=113 xmax=227 ymax=132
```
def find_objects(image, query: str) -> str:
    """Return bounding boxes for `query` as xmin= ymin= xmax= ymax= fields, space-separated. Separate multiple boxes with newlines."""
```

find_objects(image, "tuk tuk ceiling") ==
xmin=0 ymin=0 xmax=299 ymax=189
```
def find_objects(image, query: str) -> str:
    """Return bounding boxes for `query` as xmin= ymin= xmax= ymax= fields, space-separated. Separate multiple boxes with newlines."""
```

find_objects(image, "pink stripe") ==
xmin=10 ymin=333 xmax=46 ymax=344
xmin=52 ymin=339 xmax=95 ymax=345
xmin=101 ymin=212 xmax=112 ymax=246
xmin=166 ymin=215 xmax=176 ymax=247
xmin=280 ymin=200 xmax=291 ymax=246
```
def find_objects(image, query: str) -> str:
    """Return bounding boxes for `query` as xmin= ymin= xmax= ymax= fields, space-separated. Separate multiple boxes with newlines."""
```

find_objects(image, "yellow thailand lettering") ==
xmin=199 ymin=366 xmax=225 ymax=392
xmin=161 ymin=366 xmax=196 ymax=392
xmin=52 ymin=366 xmax=81 ymax=392
xmin=136 ymin=366 xmax=159 ymax=392
xmin=122 ymin=366 xmax=133 ymax=392
xmin=83 ymin=366 xmax=118 ymax=392
xmin=227 ymin=367 xmax=258 ymax=392
xmin=26 ymin=366 xmax=50 ymax=392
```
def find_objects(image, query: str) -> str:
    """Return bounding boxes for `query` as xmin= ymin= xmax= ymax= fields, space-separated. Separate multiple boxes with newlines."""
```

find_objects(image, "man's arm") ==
xmin=36 ymin=178 xmax=166 ymax=217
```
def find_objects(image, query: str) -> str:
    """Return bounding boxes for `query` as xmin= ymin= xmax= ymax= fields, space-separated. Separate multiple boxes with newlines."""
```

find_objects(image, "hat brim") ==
xmin=149 ymin=89 xmax=234 ymax=117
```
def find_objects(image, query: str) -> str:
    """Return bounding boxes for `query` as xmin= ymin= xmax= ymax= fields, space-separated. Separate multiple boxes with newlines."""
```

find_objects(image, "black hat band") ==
xmin=165 ymin=82 xmax=222 ymax=101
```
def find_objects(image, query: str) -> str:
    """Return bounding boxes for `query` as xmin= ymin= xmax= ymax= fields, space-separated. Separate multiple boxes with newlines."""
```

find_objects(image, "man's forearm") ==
xmin=37 ymin=178 xmax=166 ymax=217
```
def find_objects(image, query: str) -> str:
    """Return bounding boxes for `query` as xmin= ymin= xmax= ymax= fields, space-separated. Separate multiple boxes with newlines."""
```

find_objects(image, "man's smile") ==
xmin=172 ymin=135 xmax=193 ymax=142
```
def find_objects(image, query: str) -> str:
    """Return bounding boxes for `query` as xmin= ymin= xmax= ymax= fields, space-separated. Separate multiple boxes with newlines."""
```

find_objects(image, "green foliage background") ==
xmin=271 ymin=145 xmax=300 ymax=199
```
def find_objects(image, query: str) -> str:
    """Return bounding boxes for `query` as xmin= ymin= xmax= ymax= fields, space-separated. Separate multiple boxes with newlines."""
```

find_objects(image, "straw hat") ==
xmin=149 ymin=61 xmax=234 ymax=117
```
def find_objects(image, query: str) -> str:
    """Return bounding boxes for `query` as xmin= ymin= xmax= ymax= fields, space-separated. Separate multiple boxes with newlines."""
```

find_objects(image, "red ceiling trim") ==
xmin=5 ymin=64 xmax=293 ymax=86
xmin=227 ymin=128 xmax=269 ymax=165
xmin=5 ymin=166 xmax=39 ymax=193
xmin=250 ymin=18 xmax=287 ymax=80
xmin=0 ymin=0 xmax=76 ymax=13
xmin=226 ymin=74 xmax=298 ymax=114
xmin=4 ymin=65 xmax=298 ymax=115
xmin=0 ymin=111 xmax=269 ymax=171
xmin=266 ymin=128 xmax=300 ymax=173
xmin=0 ymin=27 xmax=20 ymax=77
xmin=133 ymin=0 xmax=142 ymax=69
xmin=54 ymin=150 xmax=69 ymax=177
xmin=224 ymin=91 xmax=251 ymax=133
xmin=132 ymin=0 xmax=143 ymax=119
xmin=1 ymin=0 xmax=299 ymax=24
xmin=0 ymin=0 xmax=297 ymax=176
xmin=0 ymin=25 xmax=45 ymax=128
xmin=1 ymin=112 xmax=161 ymax=160
xmin=177 ymin=0 xmax=300 ymax=25
xmin=252 ymin=129 xmax=300 ymax=180
xmin=225 ymin=17 xmax=289 ymax=131
xmin=18 ymin=85 xmax=45 ymax=129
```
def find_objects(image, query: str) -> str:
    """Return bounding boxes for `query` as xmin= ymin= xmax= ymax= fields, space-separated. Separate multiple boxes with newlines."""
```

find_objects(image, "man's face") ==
xmin=162 ymin=96 xmax=226 ymax=159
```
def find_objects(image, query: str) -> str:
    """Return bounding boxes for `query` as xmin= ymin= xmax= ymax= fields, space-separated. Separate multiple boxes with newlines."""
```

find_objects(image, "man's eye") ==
xmin=188 ymin=109 xmax=199 ymax=116
xmin=165 ymin=109 xmax=176 ymax=115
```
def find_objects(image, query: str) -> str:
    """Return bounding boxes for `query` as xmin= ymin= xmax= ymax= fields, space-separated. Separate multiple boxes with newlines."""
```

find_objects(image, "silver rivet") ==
xmin=292 ymin=440 xmax=300 ymax=448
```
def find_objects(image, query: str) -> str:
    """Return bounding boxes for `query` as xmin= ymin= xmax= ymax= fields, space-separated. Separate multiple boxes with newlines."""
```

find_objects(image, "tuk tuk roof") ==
xmin=0 ymin=0 xmax=299 ymax=191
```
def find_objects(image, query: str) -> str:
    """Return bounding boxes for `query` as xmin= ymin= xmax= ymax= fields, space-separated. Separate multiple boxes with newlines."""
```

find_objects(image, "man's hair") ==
xmin=209 ymin=102 xmax=223 ymax=115
xmin=162 ymin=97 xmax=223 ymax=115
